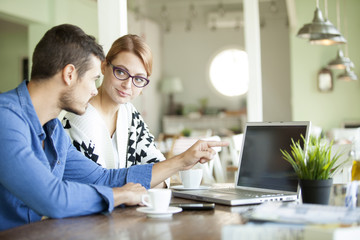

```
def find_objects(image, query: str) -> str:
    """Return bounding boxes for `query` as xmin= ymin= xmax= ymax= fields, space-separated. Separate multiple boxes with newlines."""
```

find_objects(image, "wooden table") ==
xmin=0 ymin=197 xmax=246 ymax=240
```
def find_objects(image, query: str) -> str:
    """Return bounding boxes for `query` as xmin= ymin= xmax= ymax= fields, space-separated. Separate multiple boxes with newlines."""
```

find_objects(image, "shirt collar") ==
xmin=16 ymin=80 xmax=58 ymax=138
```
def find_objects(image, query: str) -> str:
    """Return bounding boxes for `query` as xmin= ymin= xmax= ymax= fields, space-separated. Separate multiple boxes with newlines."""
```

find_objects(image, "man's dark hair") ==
xmin=30 ymin=24 xmax=105 ymax=81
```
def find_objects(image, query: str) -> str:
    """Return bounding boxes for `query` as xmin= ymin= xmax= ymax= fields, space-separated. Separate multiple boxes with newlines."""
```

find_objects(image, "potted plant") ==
xmin=181 ymin=128 xmax=192 ymax=137
xmin=281 ymin=135 xmax=348 ymax=204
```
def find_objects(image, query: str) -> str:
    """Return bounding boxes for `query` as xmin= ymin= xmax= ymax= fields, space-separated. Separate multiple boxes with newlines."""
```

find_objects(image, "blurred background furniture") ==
xmin=162 ymin=114 xmax=246 ymax=137
xmin=326 ymin=127 xmax=360 ymax=184
xmin=220 ymin=133 xmax=244 ymax=182
xmin=160 ymin=77 xmax=183 ymax=115
xmin=167 ymin=135 xmax=225 ymax=184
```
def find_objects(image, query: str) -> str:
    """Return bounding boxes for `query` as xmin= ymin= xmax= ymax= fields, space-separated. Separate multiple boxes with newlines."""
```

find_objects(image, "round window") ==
xmin=209 ymin=49 xmax=249 ymax=97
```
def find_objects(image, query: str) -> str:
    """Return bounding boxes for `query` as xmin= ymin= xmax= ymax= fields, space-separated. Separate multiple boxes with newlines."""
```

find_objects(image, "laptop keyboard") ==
xmin=211 ymin=188 xmax=284 ymax=198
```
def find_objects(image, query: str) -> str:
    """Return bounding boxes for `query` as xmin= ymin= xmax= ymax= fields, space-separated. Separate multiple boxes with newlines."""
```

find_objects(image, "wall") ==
xmin=128 ymin=13 xmax=163 ymax=137
xmin=0 ymin=0 xmax=98 ymax=93
xmin=162 ymin=9 xmax=292 ymax=123
xmin=261 ymin=17 xmax=292 ymax=122
xmin=291 ymin=0 xmax=360 ymax=131
xmin=3 ymin=0 xmax=357 ymax=136
xmin=0 ymin=20 xmax=27 ymax=92
xmin=0 ymin=0 xmax=163 ymax=136
xmin=0 ymin=0 xmax=50 ymax=25
xmin=162 ymin=22 xmax=245 ymax=113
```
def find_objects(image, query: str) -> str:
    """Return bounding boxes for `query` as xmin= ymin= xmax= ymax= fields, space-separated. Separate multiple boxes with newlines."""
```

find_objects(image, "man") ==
xmin=0 ymin=24 xmax=227 ymax=231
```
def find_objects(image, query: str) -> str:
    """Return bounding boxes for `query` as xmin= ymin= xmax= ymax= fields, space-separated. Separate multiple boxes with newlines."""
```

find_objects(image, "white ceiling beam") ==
xmin=286 ymin=0 xmax=297 ymax=30
xmin=244 ymin=0 xmax=263 ymax=121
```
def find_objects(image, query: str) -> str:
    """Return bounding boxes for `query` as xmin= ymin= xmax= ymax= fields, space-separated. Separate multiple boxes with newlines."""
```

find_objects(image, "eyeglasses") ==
xmin=108 ymin=62 xmax=150 ymax=88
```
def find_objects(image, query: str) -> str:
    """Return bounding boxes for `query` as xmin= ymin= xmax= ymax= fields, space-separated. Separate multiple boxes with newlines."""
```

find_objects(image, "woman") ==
xmin=62 ymin=34 xmax=168 ymax=187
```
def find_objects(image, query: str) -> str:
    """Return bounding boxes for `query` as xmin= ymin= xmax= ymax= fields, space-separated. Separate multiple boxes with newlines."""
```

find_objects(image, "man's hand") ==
xmin=112 ymin=183 xmax=147 ymax=207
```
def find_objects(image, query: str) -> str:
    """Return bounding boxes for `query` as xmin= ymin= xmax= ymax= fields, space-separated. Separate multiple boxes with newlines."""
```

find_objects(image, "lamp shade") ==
xmin=328 ymin=49 xmax=354 ymax=69
xmin=160 ymin=77 xmax=183 ymax=94
xmin=309 ymin=24 xmax=347 ymax=45
xmin=297 ymin=7 xmax=344 ymax=44
xmin=338 ymin=67 xmax=358 ymax=81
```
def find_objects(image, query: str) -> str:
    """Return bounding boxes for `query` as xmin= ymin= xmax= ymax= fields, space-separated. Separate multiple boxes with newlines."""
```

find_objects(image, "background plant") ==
xmin=281 ymin=135 xmax=349 ymax=180
xmin=181 ymin=128 xmax=192 ymax=137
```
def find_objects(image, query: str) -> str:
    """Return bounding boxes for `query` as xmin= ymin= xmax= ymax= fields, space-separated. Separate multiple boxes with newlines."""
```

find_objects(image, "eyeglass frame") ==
xmin=108 ymin=62 xmax=150 ymax=88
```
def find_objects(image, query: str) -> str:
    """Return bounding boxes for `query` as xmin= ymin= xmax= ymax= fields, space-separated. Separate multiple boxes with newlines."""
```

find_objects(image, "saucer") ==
xmin=171 ymin=185 xmax=211 ymax=191
xmin=136 ymin=206 xmax=182 ymax=218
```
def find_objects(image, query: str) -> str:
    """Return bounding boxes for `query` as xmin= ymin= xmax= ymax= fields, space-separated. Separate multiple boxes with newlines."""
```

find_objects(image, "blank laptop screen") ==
xmin=237 ymin=125 xmax=307 ymax=192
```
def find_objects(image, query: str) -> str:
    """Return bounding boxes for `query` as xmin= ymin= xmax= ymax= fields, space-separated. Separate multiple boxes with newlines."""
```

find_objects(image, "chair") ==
xmin=327 ymin=127 xmax=360 ymax=183
xmin=156 ymin=133 xmax=180 ymax=158
xmin=331 ymin=143 xmax=353 ymax=184
xmin=220 ymin=134 xmax=243 ymax=182
xmin=327 ymin=128 xmax=360 ymax=145
xmin=310 ymin=125 xmax=322 ymax=138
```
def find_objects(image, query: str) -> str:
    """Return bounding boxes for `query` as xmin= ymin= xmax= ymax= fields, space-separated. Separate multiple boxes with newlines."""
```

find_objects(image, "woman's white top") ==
xmin=62 ymin=103 xmax=167 ymax=174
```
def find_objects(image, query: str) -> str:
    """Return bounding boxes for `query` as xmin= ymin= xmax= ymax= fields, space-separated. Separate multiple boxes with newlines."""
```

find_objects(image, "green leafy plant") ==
xmin=181 ymin=128 xmax=192 ymax=137
xmin=281 ymin=135 xmax=349 ymax=180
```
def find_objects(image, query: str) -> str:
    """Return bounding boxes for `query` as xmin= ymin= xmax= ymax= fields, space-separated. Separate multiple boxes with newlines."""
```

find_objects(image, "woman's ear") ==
xmin=62 ymin=64 xmax=76 ymax=86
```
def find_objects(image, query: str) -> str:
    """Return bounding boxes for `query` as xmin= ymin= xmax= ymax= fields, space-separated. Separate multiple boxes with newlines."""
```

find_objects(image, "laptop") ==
xmin=173 ymin=121 xmax=311 ymax=206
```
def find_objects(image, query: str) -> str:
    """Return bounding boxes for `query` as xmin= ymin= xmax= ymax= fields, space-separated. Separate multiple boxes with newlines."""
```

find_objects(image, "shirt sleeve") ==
xmin=64 ymin=144 xmax=153 ymax=190
xmin=0 ymin=107 xmax=151 ymax=219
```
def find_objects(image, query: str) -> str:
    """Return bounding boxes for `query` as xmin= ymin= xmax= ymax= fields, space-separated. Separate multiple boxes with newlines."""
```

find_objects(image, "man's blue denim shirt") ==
xmin=0 ymin=81 xmax=152 ymax=231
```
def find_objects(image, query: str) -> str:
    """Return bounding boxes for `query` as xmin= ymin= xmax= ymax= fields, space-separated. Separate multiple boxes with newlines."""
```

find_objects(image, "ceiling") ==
xmin=0 ymin=0 xmax=289 ymax=37
xmin=0 ymin=0 xmax=289 ymax=34
xmin=128 ymin=0 xmax=288 ymax=29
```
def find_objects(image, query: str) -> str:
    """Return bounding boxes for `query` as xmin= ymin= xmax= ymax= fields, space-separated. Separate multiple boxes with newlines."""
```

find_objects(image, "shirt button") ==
xmin=57 ymin=160 xmax=60 ymax=165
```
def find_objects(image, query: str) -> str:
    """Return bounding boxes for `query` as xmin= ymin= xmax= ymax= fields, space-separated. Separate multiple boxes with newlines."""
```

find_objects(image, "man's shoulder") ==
xmin=0 ymin=90 xmax=22 ymax=116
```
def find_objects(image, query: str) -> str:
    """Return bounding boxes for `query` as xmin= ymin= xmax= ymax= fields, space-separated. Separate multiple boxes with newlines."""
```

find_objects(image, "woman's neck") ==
xmin=90 ymin=87 xmax=120 ymax=136
xmin=91 ymin=86 xmax=119 ymax=117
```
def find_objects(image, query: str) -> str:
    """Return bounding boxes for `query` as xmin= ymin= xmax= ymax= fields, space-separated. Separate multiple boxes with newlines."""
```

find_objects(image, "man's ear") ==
xmin=62 ymin=64 xmax=76 ymax=86
xmin=101 ymin=61 xmax=107 ymax=75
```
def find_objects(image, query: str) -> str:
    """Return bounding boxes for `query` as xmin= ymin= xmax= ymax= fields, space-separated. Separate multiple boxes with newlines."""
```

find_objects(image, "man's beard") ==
xmin=58 ymin=87 xmax=88 ymax=115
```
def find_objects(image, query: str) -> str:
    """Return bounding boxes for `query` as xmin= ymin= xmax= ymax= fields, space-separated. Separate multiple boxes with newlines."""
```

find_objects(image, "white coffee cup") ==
xmin=179 ymin=168 xmax=203 ymax=189
xmin=141 ymin=189 xmax=172 ymax=212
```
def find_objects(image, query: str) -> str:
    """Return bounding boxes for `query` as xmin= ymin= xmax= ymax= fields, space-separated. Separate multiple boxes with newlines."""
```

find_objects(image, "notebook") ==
xmin=173 ymin=121 xmax=311 ymax=206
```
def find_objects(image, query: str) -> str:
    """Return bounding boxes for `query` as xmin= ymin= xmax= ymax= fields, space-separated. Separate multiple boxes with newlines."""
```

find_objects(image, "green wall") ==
xmin=2 ymin=0 xmax=359 ymax=133
xmin=291 ymin=0 xmax=360 ymax=131
xmin=0 ymin=0 xmax=98 ymax=92
xmin=0 ymin=21 xmax=27 ymax=92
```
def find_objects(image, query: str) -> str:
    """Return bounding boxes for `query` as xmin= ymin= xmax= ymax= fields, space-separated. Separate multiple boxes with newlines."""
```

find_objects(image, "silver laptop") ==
xmin=173 ymin=121 xmax=311 ymax=206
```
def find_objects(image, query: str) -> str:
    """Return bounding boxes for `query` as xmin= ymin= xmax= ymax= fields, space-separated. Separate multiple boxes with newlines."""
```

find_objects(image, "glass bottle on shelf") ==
xmin=351 ymin=142 xmax=360 ymax=181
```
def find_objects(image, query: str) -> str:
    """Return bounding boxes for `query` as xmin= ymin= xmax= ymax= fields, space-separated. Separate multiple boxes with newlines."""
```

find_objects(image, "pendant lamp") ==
xmin=328 ymin=49 xmax=354 ymax=70
xmin=309 ymin=31 xmax=346 ymax=45
xmin=327 ymin=0 xmax=350 ymax=68
xmin=309 ymin=0 xmax=346 ymax=45
xmin=297 ymin=0 xmax=345 ymax=45
xmin=338 ymin=67 xmax=358 ymax=81
xmin=335 ymin=0 xmax=357 ymax=80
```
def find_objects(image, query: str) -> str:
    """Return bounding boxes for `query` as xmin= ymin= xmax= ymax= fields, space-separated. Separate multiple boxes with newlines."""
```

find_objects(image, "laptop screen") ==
xmin=237 ymin=122 xmax=309 ymax=192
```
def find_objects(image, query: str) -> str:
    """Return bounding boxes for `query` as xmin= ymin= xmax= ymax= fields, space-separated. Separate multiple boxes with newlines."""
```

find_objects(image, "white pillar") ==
xmin=243 ymin=0 xmax=263 ymax=122
xmin=97 ymin=0 xmax=128 ymax=55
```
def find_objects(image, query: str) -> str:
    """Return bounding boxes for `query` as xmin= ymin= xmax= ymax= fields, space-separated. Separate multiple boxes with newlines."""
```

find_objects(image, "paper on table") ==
xmin=241 ymin=202 xmax=360 ymax=225
xmin=222 ymin=224 xmax=360 ymax=240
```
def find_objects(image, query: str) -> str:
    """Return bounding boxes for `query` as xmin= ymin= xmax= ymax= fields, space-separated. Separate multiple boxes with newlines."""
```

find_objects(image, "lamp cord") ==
xmin=336 ymin=0 xmax=341 ymax=31
xmin=344 ymin=0 xmax=349 ymax=58
xmin=324 ymin=0 xmax=328 ymax=19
